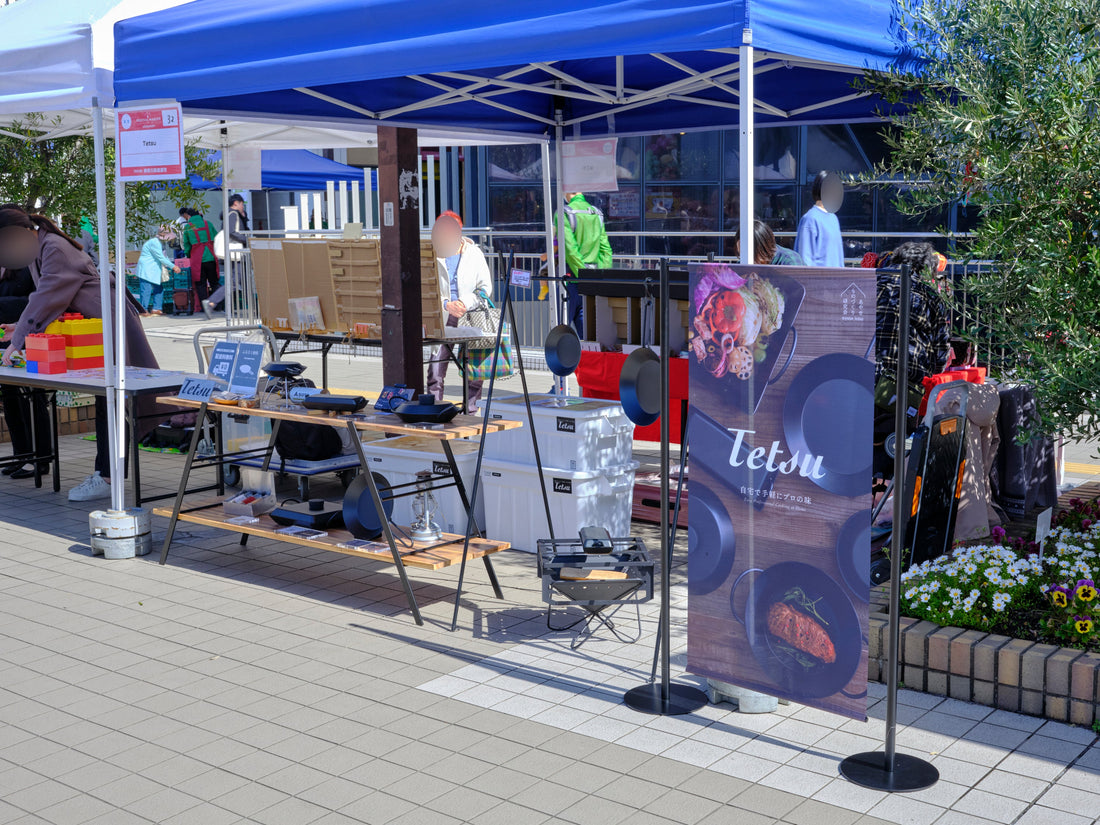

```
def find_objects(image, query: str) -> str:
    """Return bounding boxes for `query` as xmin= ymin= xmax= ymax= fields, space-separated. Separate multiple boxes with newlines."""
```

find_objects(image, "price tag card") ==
xmin=179 ymin=377 xmax=216 ymax=402
xmin=229 ymin=342 xmax=265 ymax=397
xmin=510 ymin=268 xmax=532 ymax=288
xmin=1036 ymin=507 xmax=1053 ymax=560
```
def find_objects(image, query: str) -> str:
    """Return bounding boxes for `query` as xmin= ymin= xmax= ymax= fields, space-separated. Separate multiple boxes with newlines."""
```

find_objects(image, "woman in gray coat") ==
xmin=0 ymin=206 xmax=159 ymax=502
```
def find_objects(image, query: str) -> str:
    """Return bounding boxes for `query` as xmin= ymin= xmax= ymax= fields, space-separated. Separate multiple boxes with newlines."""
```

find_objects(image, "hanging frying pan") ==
xmin=619 ymin=347 xmax=661 ymax=426
xmin=342 ymin=472 xmax=395 ymax=540
xmin=836 ymin=510 xmax=873 ymax=602
xmin=731 ymin=561 xmax=862 ymax=700
xmin=782 ymin=353 xmax=874 ymax=497
xmin=687 ymin=485 xmax=736 ymax=596
xmin=544 ymin=325 xmax=582 ymax=377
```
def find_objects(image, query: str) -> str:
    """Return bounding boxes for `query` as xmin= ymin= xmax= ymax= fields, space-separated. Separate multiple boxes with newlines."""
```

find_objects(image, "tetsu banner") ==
xmin=686 ymin=262 xmax=874 ymax=720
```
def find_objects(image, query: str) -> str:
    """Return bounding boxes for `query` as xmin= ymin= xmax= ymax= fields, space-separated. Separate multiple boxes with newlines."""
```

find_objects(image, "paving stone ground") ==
xmin=0 ymin=316 xmax=1093 ymax=824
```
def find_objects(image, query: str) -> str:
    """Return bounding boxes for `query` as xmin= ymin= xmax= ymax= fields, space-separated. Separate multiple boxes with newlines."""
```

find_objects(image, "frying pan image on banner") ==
xmin=731 ymin=561 xmax=862 ymax=700
xmin=837 ymin=510 xmax=873 ymax=602
xmin=343 ymin=472 xmax=395 ymax=540
xmin=687 ymin=485 xmax=736 ymax=596
xmin=782 ymin=352 xmax=874 ymax=497
xmin=544 ymin=325 xmax=582 ymax=377
xmin=692 ymin=271 xmax=806 ymax=414
xmin=687 ymin=408 xmax=778 ymax=511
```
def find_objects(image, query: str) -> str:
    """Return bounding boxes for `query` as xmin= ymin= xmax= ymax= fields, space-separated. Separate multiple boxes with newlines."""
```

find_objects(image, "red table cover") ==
xmin=574 ymin=351 xmax=689 ymax=443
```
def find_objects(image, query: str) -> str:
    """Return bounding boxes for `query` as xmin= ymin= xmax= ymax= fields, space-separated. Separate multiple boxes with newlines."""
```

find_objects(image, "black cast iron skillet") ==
xmin=544 ymin=325 xmax=582 ymax=377
xmin=342 ymin=472 xmax=395 ymax=540
xmin=731 ymin=561 xmax=862 ymax=700
xmin=781 ymin=352 xmax=874 ymax=497
xmin=619 ymin=347 xmax=661 ymax=427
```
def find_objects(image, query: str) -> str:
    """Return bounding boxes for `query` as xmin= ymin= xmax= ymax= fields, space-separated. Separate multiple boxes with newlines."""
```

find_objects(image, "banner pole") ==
xmin=840 ymin=263 xmax=939 ymax=791
xmin=624 ymin=259 xmax=708 ymax=716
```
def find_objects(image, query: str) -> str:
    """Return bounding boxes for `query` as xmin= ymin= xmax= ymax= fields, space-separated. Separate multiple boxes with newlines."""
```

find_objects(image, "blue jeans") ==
xmin=138 ymin=279 xmax=163 ymax=311
xmin=565 ymin=280 xmax=584 ymax=336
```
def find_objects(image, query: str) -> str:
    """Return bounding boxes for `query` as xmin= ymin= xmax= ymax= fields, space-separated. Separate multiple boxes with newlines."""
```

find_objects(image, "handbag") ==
xmin=465 ymin=321 xmax=514 ymax=381
xmin=462 ymin=291 xmax=502 ymax=349
xmin=160 ymin=265 xmax=171 ymax=284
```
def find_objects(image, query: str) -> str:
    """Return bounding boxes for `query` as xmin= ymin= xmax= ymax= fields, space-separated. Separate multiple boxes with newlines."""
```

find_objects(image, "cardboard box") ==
xmin=251 ymin=239 xmax=290 ymax=329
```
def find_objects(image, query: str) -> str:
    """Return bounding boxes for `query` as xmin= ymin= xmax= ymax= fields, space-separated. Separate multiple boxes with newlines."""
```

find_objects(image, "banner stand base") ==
xmin=839 ymin=752 xmax=939 ymax=792
xmin=624 ymin=683 xmax=708 ymax=716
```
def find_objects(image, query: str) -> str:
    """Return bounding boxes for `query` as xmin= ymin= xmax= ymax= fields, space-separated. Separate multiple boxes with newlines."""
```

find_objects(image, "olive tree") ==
xmin=866 ymin=0 xmax=1100 ymax=439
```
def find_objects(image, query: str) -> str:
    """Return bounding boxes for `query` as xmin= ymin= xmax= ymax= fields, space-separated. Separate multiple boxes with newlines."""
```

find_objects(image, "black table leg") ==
xmin=129 ymin=395 xmax=142 ymax=506
xmin=440 ymin=440 xmax=502 ymax=600
xmin=346 ymin=421 xmax=423 ymax=625
xmin=49 ymin=391 xmax=60 ymax=493
xmin=159 ymin=401 xmax=210 ymax=565
xmin=322 ymin=342 xmax=333 ymax=389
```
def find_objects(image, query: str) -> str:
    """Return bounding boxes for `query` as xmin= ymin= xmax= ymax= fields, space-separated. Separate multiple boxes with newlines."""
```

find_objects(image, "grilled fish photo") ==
xmin=766 ymin=602 xmax=836 ymax=664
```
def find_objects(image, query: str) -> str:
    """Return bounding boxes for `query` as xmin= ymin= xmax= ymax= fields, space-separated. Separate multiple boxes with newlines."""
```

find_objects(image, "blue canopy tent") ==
xmin=189 ymin=149 xmax=373 ymax=191
xmin=114 ymin=0 xmax=912 ymax=275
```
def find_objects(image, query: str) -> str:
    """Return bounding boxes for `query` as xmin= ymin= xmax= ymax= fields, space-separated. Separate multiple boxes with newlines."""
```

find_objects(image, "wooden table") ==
xmin=154 ymin=396 xmax=522 ymax=626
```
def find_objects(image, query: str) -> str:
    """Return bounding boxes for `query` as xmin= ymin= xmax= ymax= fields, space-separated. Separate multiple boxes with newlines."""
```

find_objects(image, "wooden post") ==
xmin=377 ymin=126 xmax=424 ymax=390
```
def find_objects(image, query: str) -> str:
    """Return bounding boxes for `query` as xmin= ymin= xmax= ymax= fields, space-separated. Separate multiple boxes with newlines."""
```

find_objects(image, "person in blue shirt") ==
xmin=795 ymin=171 xmax=845 ymax=268
xmin=135 ymin=225 xmax=180 ymax=314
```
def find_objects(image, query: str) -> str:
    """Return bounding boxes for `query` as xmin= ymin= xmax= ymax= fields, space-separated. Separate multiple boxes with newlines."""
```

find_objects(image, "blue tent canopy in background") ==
xmin=190 ymin=149 xmax=372 ymax=191
xmin=114 ymin=0 xmax=911 ymax=137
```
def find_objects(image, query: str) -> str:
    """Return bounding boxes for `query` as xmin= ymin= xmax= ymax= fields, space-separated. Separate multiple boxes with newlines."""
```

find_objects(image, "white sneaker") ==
xmin=68 ymin=471 xmax=111 ymax=502
xmin=202 ymin=300 xmax=215 ymax=320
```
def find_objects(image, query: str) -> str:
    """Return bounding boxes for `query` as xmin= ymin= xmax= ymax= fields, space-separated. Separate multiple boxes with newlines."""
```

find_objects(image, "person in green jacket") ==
xmin=554 ymin=192 xmax=612 ymax=334
xmin=179 ymin=207 xmax=220 ymax=311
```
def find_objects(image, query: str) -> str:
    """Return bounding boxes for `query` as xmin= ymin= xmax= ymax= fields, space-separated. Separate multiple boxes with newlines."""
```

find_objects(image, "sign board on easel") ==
xmin=117 ymin=102 xmax=185 ymax=181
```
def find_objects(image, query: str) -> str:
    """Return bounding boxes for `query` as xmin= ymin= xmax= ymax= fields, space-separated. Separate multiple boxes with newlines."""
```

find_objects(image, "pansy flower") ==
xmin=1048 ymin=585 xmax=1071 ymax=608
xmin=1075 ymin=579 xmax=1097 ymax=602
xmin=1074 ymin=616 xmax=1094 ymax=634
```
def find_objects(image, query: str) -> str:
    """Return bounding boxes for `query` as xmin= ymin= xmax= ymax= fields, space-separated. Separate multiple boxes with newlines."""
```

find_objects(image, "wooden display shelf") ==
xmin=157 ymin=396 xmax=522 ymax=441
xmin=151 ymin=502 xmax=508 ymax=570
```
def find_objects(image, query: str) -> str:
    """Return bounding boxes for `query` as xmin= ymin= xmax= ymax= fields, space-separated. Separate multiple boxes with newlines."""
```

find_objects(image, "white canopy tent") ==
xmin=0 ymin=0 xmax=532 ymax=513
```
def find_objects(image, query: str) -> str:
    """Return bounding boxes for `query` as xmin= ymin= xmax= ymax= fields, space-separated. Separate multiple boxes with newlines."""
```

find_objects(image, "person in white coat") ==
xmin=426 ymin=211 xmax=492 ymax=413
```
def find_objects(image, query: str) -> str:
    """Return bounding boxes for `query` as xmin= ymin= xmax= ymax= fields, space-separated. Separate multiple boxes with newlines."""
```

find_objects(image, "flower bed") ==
xmin=867 ymin=498 xmax=1100 ymax=726
xmin=899 ymin=500 xmax=1099 ymax=652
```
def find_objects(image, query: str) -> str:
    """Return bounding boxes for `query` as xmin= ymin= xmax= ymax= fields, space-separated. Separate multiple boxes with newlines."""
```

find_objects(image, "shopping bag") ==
xmin=465 ymin=322 xmax=514 ymax=381
xmin=462 ymin=290 xmax=502 ymax=348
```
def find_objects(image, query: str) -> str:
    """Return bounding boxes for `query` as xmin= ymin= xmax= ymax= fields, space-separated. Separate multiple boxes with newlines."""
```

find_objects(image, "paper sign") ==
xmin=207 ymin=341 xmax=238 ymax=383
xmin=383 ymin=202 xmax=394 ymax=227
xmin=226 ymin=147 xmax=262 ymax=191
xmin=561 ymin=139 xmax=619 ymax=193
xmin=117 ymin=102 xmax=185 ymax=181
xmin=1036 ymin=507 xmax=1053 ymax=559
xmin=178 ymin=377 xmax=216 ymax=402
xmin=510 ymin=268 xmax=532 ymax=288
xmin=229 ymin=343 xmax=265 ymax=397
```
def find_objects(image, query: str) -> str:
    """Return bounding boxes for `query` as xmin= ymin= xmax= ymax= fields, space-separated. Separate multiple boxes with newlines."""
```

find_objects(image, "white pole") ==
xmin=112 ymin=119 xmax=127 ymax=511
xmin=363 ymin=170 xmax=374 ymax=230
xmin=419 ymin=156 xmax=427 ymax=229
xmin=739 ymin=30 xmax=755 ymax=266
xmin=440 ymin=148 xmax=450 ymax=213
xmin=221 ymin=136 xmax=231 ymax=321
xmin=351 ymin=180 xmax=361 ymax=224
xmin=312 ymin=193 xmax=323 ymax=231
xmin=427 ymin=153 xmax=436 ymax=223
xmin=554 ymin=125 xmax=567 ymax=328
xmin=338 ymin=180 xmax=348 ymax=230
xmin=326 ymin=180 xmax=336 ymax=230
xmin=298 ymin=197 xmax=309 ymax=236
xmin=92 ymin=102 xmax=120 ymax=509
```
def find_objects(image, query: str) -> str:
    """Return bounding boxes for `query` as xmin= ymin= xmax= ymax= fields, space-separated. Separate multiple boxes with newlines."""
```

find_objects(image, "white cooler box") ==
xmin=362 ymin=436 xmax=485 ymax=535
xmin=485 ymin=394 xmax=634 ymax=471
xmin=481 ymin=457 xmax=639 ymax=552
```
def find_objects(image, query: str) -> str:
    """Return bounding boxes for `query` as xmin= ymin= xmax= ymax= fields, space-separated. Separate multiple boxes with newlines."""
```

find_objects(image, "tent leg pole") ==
xmin=92 ymin=101 xmax=121 ymax=513
xmin=113 ymin=119 xmax=127 ymax=512
xmin=739 ymin=31 xmax=755 ymax=267
xmin=221 ymin=129 xmax=232 ymax=323
xmin=553 ymin=123 xmax=568 ymax=392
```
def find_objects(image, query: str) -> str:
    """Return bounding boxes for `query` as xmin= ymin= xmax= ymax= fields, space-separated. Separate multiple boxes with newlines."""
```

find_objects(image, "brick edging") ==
xmin=869 ymin=601 xmax=1100 ymax=726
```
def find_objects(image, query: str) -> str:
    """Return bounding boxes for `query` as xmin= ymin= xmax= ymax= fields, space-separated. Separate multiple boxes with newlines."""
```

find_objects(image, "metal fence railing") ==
xmin=228 ymin=229 xmax=992 ymax=365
